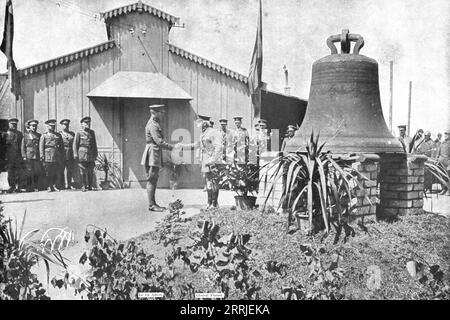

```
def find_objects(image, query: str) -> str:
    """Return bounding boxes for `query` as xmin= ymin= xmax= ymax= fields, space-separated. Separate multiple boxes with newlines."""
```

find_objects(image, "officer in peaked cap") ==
xmin=2 ymin=118 xmax=23 ymax=193
xmin=21 ymin=120 xmax=41 ymax=192
xmin=59 ymin=119 xmax=76 ymax=190
xmin=178 ymin=114 xmax=222 ymax=209
xmin=40 ymin=119 xmax=63 ymax=192
xmin=232 ymin=116 xmax=249 ymax=164
xmin=280 ymin=125 xmax=297 ymax=213
xmin=141 ymin=104 xmax=175 ymax=211
xmin=397 ymin=125 xmax=412 ymax=153
xmin=281 ymin=125 xmax=297 ymax=154
xmin=73 ymin=116 xmax=98 ymax=192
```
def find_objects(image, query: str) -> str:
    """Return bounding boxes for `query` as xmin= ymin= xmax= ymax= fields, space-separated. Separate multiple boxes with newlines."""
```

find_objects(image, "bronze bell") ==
xmin=286 ymin=29 xmax=404 ymax=154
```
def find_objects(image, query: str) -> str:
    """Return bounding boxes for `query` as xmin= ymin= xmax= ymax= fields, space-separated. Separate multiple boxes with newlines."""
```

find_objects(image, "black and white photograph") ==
xmin=0 ymin=0 xmax=449 ymax=307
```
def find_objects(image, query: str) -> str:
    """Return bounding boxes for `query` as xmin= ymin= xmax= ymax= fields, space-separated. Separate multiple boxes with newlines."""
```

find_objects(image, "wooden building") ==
xmin=1 ymin=1 xmax=306 ymax=188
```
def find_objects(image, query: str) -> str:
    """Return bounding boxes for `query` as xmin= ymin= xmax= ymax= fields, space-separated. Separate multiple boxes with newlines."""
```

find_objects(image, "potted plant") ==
xmin=261 ymin=132 xmax=371 ymax=234
xmin=95 ymin=153 xmax=125 ymax=190
xmin=219 ymin=162 xmax=259 ymax=210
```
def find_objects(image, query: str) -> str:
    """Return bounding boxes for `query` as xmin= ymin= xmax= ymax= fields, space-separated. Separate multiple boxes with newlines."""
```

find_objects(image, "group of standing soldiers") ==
xmin=397 ymin=125 xmax=450 ymax=195
xmin=141 ymin=104 xmax=298 ymax=212
xmin=1 ymin=116 xmax=98 ymax=193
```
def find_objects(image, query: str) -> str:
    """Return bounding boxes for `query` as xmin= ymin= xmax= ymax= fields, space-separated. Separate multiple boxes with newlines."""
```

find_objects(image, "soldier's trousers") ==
xmin=204 ymin=168 xmax=219 ymax=207
xmin=146 ymin=166 xmax=160 ymax=206
xmin=6 ymin=161 xmax=21 ymax=190
xmin=43 ymin=162 xmax=59 ymax=188
xmin=25 ymin=159 xmax=41 ymax=191
xmin=78 ymin=161 xmax=95 ymax=189
xmin=61 ymin=160 xmax=75 ymax=188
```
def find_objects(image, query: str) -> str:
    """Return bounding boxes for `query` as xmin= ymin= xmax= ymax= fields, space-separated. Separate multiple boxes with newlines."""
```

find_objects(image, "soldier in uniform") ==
xmin=141 ymin=105 xmax=175 ymax=212
xmin=416 ymin=131 xmax=435 ymax=192
xmin=2 ymin=118 xmax=23 ymax=193
xmin=436 ymin=131 xmax=450 ymax=195
xmin=217 ymin=119 xmax=234 ymax=165
xmin=280 ymin=125 xmax=297 ymax=213
xmin=232 ymin=116 xmax=249 ymax=164
xmin=73 ymin=116 xmax=98 ymax=192
xmin=179 ymin=115 xmax=222 ymax=208
xmin=40 ymin=119 xmax=63 ymax=192
xmin=281 ymin=125 xmax=296 ymax=154
xmin=21 ymin=120 xmax=41 ymax=192
xmin=397 ymin=125 xmax=413 ymax=153
xmin=59 ymin=119 xmax=75 ymax=190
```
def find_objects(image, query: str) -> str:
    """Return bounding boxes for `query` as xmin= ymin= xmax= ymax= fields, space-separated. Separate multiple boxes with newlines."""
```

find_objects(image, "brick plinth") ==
xmin=350 ymin=154 xmax=380 ymax=221
xmin=378 ymin=154 xmax=427 ymax=219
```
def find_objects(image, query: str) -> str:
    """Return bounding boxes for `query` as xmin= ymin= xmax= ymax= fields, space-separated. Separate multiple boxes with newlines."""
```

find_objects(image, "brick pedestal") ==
xmin=350 ymin=154 xmax=380 ymax=220
xmin=378 ymin=154 xmax=427 ymax=218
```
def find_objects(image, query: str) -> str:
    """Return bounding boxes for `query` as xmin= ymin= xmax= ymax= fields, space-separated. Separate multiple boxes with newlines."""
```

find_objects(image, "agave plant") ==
xmin=423 ymin=158 xmax=449 ymax=193
xmin=260 ymin=132 xmax=371 ymax=235
xmin=95 ymin=153 xmax=125 ymax=189
xmin=0 ymin=208 xmax=68 ymax=299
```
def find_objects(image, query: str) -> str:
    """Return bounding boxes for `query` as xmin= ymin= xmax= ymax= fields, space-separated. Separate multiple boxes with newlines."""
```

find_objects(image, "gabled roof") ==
xmin=101 ymin=1 xmax=179 ymax=25
xmin=19 ymin=40 xmax=116 ymax=77
xmin=87 ymin=71 xmax=192 ymax=100
xmin=168 ymin=43 xmax=248 ymax=84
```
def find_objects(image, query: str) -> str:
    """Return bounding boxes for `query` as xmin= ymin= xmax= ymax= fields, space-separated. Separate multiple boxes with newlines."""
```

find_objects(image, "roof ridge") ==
xmin=19 ymin=40 xmax=116 ymax=77
xmin=101 ymin=1 xmax=179 ymax=24
xmin=168 ymin=43 xmax=248 ymax=84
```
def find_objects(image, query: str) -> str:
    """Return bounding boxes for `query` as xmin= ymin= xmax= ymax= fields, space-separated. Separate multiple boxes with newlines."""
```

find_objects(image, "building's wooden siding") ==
xmin=108 ymin=12 xmax=169 ymax=74
xmin=168 ymin=53 xmax=252 ymax=131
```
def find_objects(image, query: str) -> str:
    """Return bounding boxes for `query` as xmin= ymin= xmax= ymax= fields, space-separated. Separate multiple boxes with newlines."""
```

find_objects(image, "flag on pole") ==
xmin=248 ymin=0 xmax=263 ymax=95
xmin=0 ymin=0 xmax=19 ymax=96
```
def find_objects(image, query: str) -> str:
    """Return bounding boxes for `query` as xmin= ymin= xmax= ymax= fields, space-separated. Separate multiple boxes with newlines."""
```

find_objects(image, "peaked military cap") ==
xmin=287 ymin=125 xmax=296 ymax=131
xmin=397 ymin=125 xmax=407 ymax=129
xmin=148 ymin=104 xmax=165 ymax=109
xmin=219 ymin=119 xmax=228 ymax=124
xmin=198 ymin=115 xmax=211 ymax=121
xmin=258 ymin=119 xmax=267 ymax=125
xmin=60 ymin=119 xmax=70 ymax=125
xmin=45 ymin=119 xmax=57 ymax=125
xmin=8 ymin=118 xmax=19 ymax=124
xmin=233 ymin=116 xmax=243 ymax=121
xmin=27 ymin=120 xmax=38 ymax=126
xmin=80 ymin=116 xmax=91 ymax=123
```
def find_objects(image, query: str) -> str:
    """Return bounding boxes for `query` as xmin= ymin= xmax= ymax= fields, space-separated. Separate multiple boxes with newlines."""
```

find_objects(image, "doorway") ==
xmin=121 ymin=98 xmax=170 ymax=188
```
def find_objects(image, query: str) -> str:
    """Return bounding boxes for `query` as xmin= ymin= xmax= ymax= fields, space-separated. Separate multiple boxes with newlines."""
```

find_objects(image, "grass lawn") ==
xmin=133 ymin=205 xmax=450 ymax=300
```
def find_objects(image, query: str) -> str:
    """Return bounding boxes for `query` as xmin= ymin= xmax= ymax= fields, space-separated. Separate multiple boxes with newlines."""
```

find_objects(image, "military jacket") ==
xmin=21 ymin=131 xmax=41 ymax=160
xmin=415 ymin=139 xmax=435 ymax=157
xmin=60 ymin=130 xmax=75 ymax=161
xmin=187 ymin=127 xmax=221 ymax=172
xmin=281 ymin=136 xmax=294 ymax=154
xmin=140 ymin=118 xmax=172 ymax=168
xmin=232 ymin=127 xmax=249 ymax=164
xmin=73 ymin=129 xmax=98 ymax=163
xmin=39 ymin=131 xmax=63 ymax=163
xmin=3 ymin=129 xmax=23 ymax=162
xmin=437 ymin=140 xmax=450 ymax=168
xmin=218 ymin=128 xmax=234 ymax=164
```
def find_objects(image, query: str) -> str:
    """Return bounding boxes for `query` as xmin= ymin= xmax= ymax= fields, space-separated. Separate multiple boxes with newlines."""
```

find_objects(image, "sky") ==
xmin=0 ymin=0 xmax=449 ymax=136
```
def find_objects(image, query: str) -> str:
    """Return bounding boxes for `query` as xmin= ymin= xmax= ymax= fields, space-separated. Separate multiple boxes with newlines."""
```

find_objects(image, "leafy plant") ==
xmin=261 ymin=132 xmax=371 ymax=235
xmin=0 ymin=207 xmax=67 ymax=300
xmin=218 ymin=162 xmax=259 ymax=197
xmin=423 ymin=158 xmax=449 ymax=193
xmin=95 ymin=153 xmax=125 ymax=189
